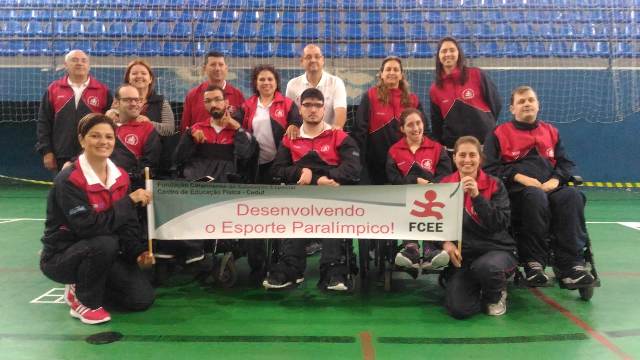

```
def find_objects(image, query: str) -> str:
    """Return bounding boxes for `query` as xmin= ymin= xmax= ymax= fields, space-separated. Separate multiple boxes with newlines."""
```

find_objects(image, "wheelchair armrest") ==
xmin=569 ymin=175 xmax=584 ymax=185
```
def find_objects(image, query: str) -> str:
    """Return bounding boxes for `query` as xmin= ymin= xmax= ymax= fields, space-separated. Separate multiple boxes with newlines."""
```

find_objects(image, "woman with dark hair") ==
xmin=120 ymin=59 xmax=175 ymax=136
xmin=39 ymin=113 xmax=155 ymax=325
xmin=386 ymin=108 xmax=452 ymax=270
xmin=353 ymin=56 xmax=425 ymax=185
xmin=440 ymin=136 xmax=517 ymax=319
xmin=236 ymin=64 xmax=301 ymax=184
xmin=430 ymin=37 xmax=502 ymax=151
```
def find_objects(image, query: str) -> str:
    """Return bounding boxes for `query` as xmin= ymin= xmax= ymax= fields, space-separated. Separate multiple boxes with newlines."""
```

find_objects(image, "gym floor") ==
xmin=1 ymin=182 xmax=639 ymax=360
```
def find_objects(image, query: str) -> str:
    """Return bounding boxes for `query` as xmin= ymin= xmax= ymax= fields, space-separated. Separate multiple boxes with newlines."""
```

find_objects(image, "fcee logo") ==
xmin=125 ymin=134 xmax=139 ymax=146
xmin=420 ymin=159 xmax=433 ymax=172
xmin=546 ymin=148 xmax=554 ymax=158
xmin=408 ymin=190 xmax=445 ymax=233
xmin=462 ymin=88 xmax=475 ymax=99
xmin=88 ymin=96 xmax=99 ymax=107
xmin=274 ymin=109 xmax=284 ymax=118
xmin=320 ymin=145 xmax=330 ymax=152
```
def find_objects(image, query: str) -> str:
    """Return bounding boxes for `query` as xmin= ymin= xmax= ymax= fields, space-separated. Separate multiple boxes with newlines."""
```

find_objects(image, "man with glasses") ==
xmin=108 ymin=84 xmax=160 ymax=189
xmin=286 ymin=44 xmax=347 ymax=130
xmin=37 ymin=50 xmax=113 ymax=172
xmin=264 ymin=88 xmax=361 ymax=291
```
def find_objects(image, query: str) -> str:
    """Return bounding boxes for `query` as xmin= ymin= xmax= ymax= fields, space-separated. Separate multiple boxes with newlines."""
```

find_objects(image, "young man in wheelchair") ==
xmin=483 ymin=85 xmax=594 ymax=289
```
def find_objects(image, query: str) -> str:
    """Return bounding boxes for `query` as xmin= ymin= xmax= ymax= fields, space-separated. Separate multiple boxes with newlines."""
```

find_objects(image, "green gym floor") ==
xmin=1 ymin=182 xmax=639 ymax=360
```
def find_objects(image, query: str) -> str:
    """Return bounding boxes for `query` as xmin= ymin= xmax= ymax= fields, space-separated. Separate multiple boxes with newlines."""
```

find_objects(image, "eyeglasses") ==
xmin=301 ymin=102 xmax=324 ymax=109
xmin=204 ymin=97 xmax=225 ymax=104
xmin=119 ymin=97 xmax=143 ymax=104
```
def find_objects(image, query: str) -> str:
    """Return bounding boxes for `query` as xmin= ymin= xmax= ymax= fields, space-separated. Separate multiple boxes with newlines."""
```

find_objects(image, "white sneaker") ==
xmin=486 ymin=290 xmax=507 ymax=316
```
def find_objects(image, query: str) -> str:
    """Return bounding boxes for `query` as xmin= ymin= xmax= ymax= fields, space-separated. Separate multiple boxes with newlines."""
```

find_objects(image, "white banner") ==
xmin=149 ymin=181 xmax=463 ymax=242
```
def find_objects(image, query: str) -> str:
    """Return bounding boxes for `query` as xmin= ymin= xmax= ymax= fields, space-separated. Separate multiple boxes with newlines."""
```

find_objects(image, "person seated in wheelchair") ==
xmin=107 ymin=84 xmax=161 ymax=190
xmin=167 ymin=84 xmax=257 ymax=265
xmin=264 ymin=88 xmax=362 ymax=291
xmin=386 ymin=108 xmax=452 ymax=271
xmin=441 ymin=136 xmax=518 ymax=318
xmin=483 ymin=85 xmax=594 ymax=289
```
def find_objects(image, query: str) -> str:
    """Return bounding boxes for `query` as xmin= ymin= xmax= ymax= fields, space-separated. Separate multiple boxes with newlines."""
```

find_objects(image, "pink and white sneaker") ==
xmin=63 ymin=284 xmax=76 ymax=306
xmin=69 ymin=300 xmax=111 ymax=325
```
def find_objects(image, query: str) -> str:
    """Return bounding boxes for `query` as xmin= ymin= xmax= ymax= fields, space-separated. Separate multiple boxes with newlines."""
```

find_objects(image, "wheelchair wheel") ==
xmin=579 ymin=286 xmax=594 ymax=301
xmin=214 ymin=253 xmax=238 ymax=288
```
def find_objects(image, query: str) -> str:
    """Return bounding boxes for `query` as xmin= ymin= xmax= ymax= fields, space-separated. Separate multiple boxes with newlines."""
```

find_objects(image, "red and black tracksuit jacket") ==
xmin=40 ymin=161 xmax=143 ymax=263
xmin=173 ymin=121 xmax=256 ymax=182
xmin=429 ymin=67 xmax=501 ymax=148
xmin=237 ymin=91 xmax=302 ymax=150
xmin=37 ymin=75 xmax=112 ymax=159
xmin=272 ymin=128 xmax=361 ymax=185
xmin=110 ymin=120 xmax=161 ymax=184
xmin=440 ymin=170 xmax=515 ymax=258
xmin=180 ymin=81 xmax=245 ymax=131
xmin=353 ymin=87 xmax=423 ymax=183
xmin=483 ymin=119 xmax=575 ymax=194
xmin=386 ymin=136 xmax=452 ymax=184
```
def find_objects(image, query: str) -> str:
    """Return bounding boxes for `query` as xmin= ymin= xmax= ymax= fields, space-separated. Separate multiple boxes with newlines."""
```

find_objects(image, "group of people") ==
xmin=37 ymin=37 xmax=595 ymax=325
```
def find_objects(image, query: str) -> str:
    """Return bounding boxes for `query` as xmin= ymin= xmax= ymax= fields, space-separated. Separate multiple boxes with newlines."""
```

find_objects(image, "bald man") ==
xmin=37 ymin=50 xmax=113 ymax=171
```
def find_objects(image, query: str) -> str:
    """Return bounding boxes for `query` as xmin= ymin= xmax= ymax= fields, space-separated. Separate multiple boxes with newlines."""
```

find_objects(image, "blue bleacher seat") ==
xmin=0 ymin=41 xmax=24 ymax=56
xmin=130 ymin=22 xmax=149 ymax=37
xmin=281 ymin=11 xmax=298 ymax=23
xmin=478 ymin=41 xmax=499 ymax=57
xmin=24 ymin=40 xmax=50 ymax=56
xmin=346 ymin=24 xmax=362 ymax=40
xmin=365 ymin=11 xmax=382 ymax=24
xmin=172 ymin=22 xmax=192 ymax=38
xmin=548 ymin=41 xmax=570 ymax=57
xmin=342 ymin=0 xmax=360 ymax=10
xmin=53 ymin=40 xmax=71 ymax=55
xmin=220 ymin=10 xmax=238 ymax=23
xmin=54 ymin=10 xmax=73 ymax=20
xmin=65 ymin=21 xmax=85 ymax=37
xmin=283 ymin=0 xmax=300 ymax=10
xmin=593 ymin=41 xmax=610 ymax=57
xmin=344 ymin=11 xmax=362 ymax=24
xmin=215 ymin=23 xmax=235 ymax=38
xmin=91 ymin=40 xmax=115 ymax=56
xmin=280 ymin=23 xmax=298 ymax=40
xmin=460 ymin=42 xmax=478 ymax=58
xmin=367 ymin=43 xmax=386 ymax=58
xmin=240 ymin=11 xmax=260 ymax=23
xmin=96 ymin=10 xmax=118 ymax=21
xmin=345 ymin=43 xmax=364 ymax=58
xmin=138 ymin=40 xmax=161 ymax=56
xmin=85 ymin=21 xmax=106 ymax=38
xmin=367 ymin=24 xmax=384 ymax=40
xmin=503 ymin=42 xmax=524 ymax=57
xmin=362 ymin=0 xmax=379 ymax=10
xmin=389 ymin=42 xmax=409 ymax=57
xmin=181 ymin=10 xmax=199 ymax=22
xmin=524 ymin=41 xmax=547 ymax=57
xmin=159 ymin=10 xmax=179 ymax=21
xmin=407 ymin=11 xmax=424 ymax=23
xmin=409 ymin=24 xmax=428 ymax=41
xmin=513 ymin=23 xmax=534 ymax=38
xmin=71 ymin=40 xmax=92 ymax=54
xmin=388 ymin=25 xmax=406 ymax=41
xmin=413 ymin=42 xmax=433 ymax=58
xmin=209 ymin=42 xmax=229 ymax=56
xmin=380 ymin=0 xmax=397 ymax=9
xmin=161 ymin=41 xmax=185 ymax=56
xmin=323 ymin=11 xmax=341 ymax=25
xmin=506 ymin=10 xmax=525 ymax=23
xmin=151 ymin=22 xmax=172 ymax=37
xmin=557 ymin=24 xmax=578 ymax=39
xmin=613 ymin=10 xmax=632 ymax=23
xmin=258 ymin=23 xmax=277 ymax=39
xmin=302 ymin=12 xmax=320 ymax=23
xmin=323 ymin=23 xmax=341 ymax=40
xmin=538 ymin=23 xmax=555 ymax=39
xmin=388 ymin=12 xmax=404 ymax=24
xmin=569 ymin=41 xmax=591 ymax=57
xmin=200 ymin=11 xmax=219 ymax=22
xmin=426 ymin=11 xmax=442 ymax=23
xmin=446 ymin=11 xmax=463 ymax=23
xmin=194 ymin=22 xmax=214 ymax=38
xmin=107 ymin=22 xmax=128 ymax=37
xmin=230 ymin=42 xmax=250 ymax=57
xmin=494 ymin=23 xmax=513 ymax=38
xmin=2 ymin=21 xmax=23 ymax=36
xmin=610 ymin=24 xmax=633 ymax=39
xmin=34 ymin=9 xmax=52 ymax=21
xmin=480 ymin=10 xmax=504 ymax=23
xmin=25 ymin=21 xmax=44 ymax=37
xmin=299 ymin=24 xmax=319 ymax=40
xmin=452 ymin=23 xmax=472 ymax=39
xmin=613 ymin=42 xmax=633 ymax=57
xmin=252 ymin=42 xmax=274 ymax=57
xmin=237 ymin=22 xmax=255 ymax=39
xmin=433 ymin=24 xmax=448 ymax=38
xmin=475 ymin=24 xmax=493 ymax=39
xmin=584 ymin=10 xmax=606 ymax=23
xmin=275 ymin=42 xmax=297 ymax=57
xmin=265 ymin=0 xmax=282 ymax=9
xmin=263 ymin=11 xmax=280 ymax=22
xmin=322 ymin=43 xmax=343 ymax=58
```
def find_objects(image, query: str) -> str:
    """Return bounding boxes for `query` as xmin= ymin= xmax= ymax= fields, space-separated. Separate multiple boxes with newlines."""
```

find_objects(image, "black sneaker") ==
xmin=560 ymin=265 xmax=595 ymax=289
xmin=305 ymin=240 xmax=323 ymax=256
xmin=326 ymin=274 xmax=350 ymax=291
xmin=394 ymin=245 xmax=420 ymax=269
xmin=262 ymin=272 xmax=292 ymax=289
xmin=524 ymin=261 xmax=549 ymax=286
xmin=422 ymin=249 xmax=450 ymax=270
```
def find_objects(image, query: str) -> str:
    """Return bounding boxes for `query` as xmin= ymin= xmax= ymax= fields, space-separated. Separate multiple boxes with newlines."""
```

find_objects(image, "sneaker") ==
xmin=524 ymin=261 xmax=549 ymax=286
xmin=486 ymin=290 xmax=508 ymax=316
xmin=262 ymin=272 xmax=293 ymax=289
xmin=305 ymin=240 xmax=323 ymax=256
xmin=69 ymin=300 xmax=111 ymax=325
xmin=326 ymin=274 xmax=350 ymax=291
xmin=184 ymin=251 xmax=205 ymax=265
xmin=422 ymin=249 xmax=450 ymax=270
xmin=560 ymin=265 xmax=595 ymax=289
xmin=394 ymin=244 xmax=420 ymax=269
xmin=64 ymin=284 xmax=76 ymax=306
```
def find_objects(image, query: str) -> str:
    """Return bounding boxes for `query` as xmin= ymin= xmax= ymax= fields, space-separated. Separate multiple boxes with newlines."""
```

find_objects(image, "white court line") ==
xmin=0 ymin=219 xmax=21 ymax=225
xmin=618 ymin=222 xmax=640 ymax=231
xmin=30 ymin=288 xmax=65 ymax=304
xmin=0 ymin=218 xmax=45 ymax=223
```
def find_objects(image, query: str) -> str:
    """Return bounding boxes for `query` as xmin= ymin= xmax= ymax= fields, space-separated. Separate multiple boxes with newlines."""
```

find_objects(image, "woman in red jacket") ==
xmin=39 ymin=113 xmax=155 ymax=325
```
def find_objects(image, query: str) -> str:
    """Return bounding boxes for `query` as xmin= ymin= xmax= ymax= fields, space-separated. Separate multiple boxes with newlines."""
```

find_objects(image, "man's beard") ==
xmin=210 ymin=109 xmax=225 ymax=120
